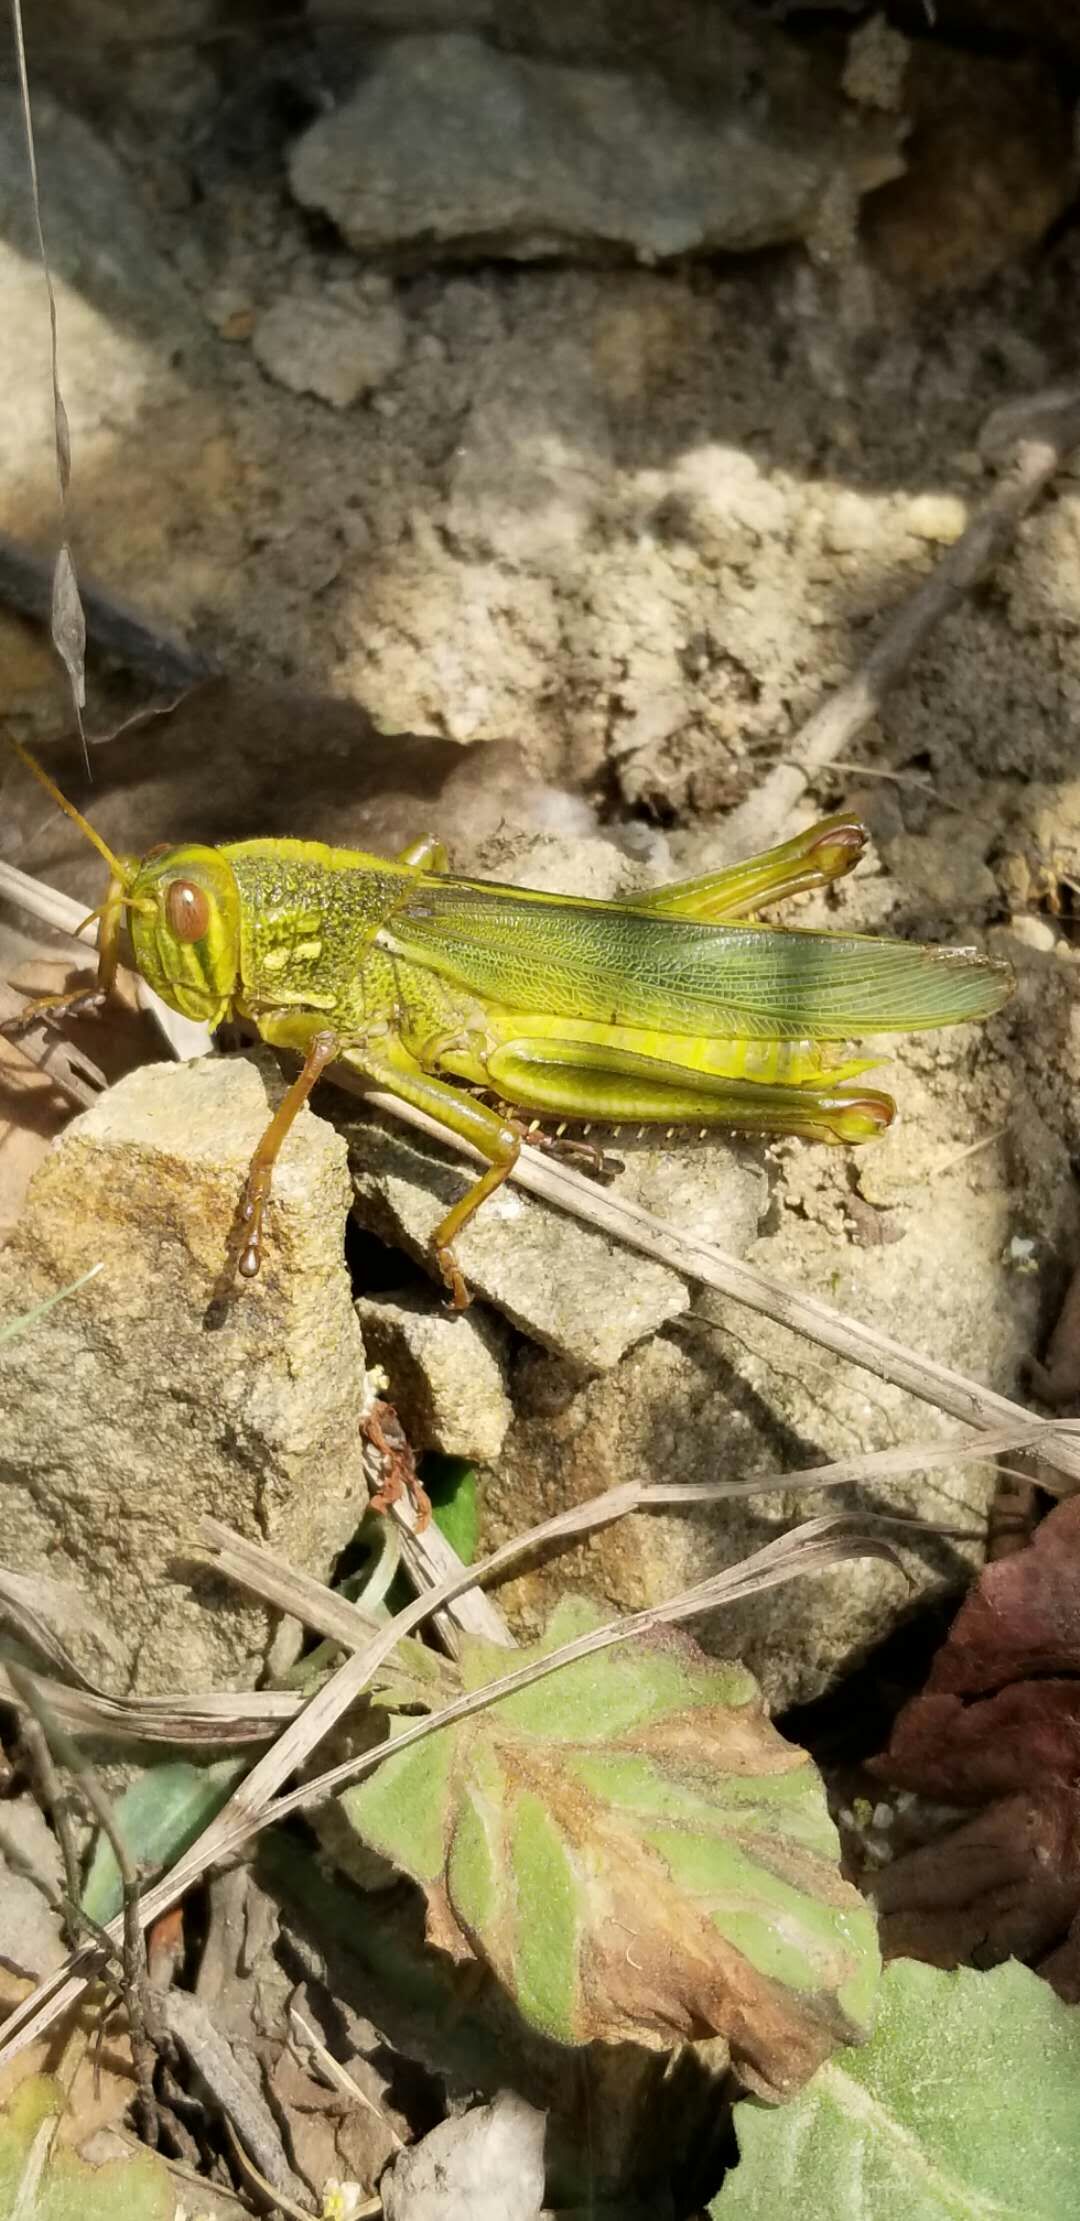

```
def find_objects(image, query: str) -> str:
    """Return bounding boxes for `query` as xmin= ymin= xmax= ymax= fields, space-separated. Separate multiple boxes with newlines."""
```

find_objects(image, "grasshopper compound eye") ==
xmin=165 ymin=878 xmax=211 ymax=943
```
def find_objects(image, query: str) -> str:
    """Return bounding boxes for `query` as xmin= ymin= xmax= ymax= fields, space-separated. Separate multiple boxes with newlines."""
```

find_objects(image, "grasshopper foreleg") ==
xmin=0 ymin=983 xmax=108 ymax=1038
xmin=0 ymin=872 xmax=127 ymax=1040
xmin=238 ymin=1028 xmax=342 ymax=1278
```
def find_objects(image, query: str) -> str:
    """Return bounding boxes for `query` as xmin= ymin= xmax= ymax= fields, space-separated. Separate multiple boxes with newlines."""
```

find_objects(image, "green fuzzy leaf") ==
xmin=423 ymin=1454 xmax=480 ymax=1563
xmin=340 ymin=1595 xmax=879 ymax=2093
xmin=711 ymin=1958 xmax=1080 ymax=2218
xmin=0 ymin=2075 xmax=173 ymax=2219
xmin=82 ymin=1757 xmax=247 ymax=1924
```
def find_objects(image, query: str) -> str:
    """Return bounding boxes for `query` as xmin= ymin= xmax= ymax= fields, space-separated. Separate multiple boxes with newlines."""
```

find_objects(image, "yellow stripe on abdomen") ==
xmin=477 ymin=1011 xmax=876 ymax=1089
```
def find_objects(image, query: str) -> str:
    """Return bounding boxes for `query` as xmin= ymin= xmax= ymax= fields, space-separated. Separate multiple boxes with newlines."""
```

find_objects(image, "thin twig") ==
xmin=163 ymin=1988 xmax=311 ymax=2207
xmin=13 ymin=1704 xmax=82 ymax=1938
xmin=288 ymin=2003 xmax=404 ymax=2150
xmin=928 ymin=1126 xmax=1008 ymax=1182
xmin=10 ymin=1665 xmax=161 ymax=2141
xmin=221 ymin=2119 xmax=315 ymax=2221
xmin=716 ymin=385 xmax=1080 ymax=857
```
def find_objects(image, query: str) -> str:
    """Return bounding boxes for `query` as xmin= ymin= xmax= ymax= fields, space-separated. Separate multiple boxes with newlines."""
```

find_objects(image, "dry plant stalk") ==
xmin=10 ymin=0 xmax=89 ymax=766
xmin=0 ymin=1512 xmax=893 ymax=2065
xmin=1 ymin=1411 xmax=1049 ymax=1752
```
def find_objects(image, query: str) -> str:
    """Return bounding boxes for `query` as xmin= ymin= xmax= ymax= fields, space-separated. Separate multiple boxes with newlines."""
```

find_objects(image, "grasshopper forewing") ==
xmin=3 ymin=736 xmax=1013 ymax=1306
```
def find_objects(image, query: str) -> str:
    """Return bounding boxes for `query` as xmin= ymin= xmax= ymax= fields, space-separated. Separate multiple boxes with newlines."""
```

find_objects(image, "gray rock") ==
xmin=382 ymin=2091 xmax=545 ymax=2221
xmin=0 ymin=1054 xmax=371 ymax=1694
xmin=356 ymin=1285 xmax=513 ymax=1459
xmin=252 ymin=291 xmax=406 ymax=409
xmin=487 ymin=1082 xmax=1060 ymax=1710
xmin=0 ymin=1795 xmax=67 ymax=1979
xmin=289 ymin=32 xmax=902 ymax=264
xmin=0 ymin=83 xmax=202 ymax=341
xmin=342 ymin=1109 xmax=690 ymax=1369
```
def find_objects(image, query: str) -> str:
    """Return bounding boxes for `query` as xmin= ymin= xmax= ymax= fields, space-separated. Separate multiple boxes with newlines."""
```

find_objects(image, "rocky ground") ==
xmin=2 ymin=3 xmax=1079 ymax=1736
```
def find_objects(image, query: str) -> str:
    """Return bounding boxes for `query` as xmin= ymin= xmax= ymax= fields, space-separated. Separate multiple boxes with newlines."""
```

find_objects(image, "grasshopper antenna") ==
xmin=3 ymin=728 xmax=133 ymax=888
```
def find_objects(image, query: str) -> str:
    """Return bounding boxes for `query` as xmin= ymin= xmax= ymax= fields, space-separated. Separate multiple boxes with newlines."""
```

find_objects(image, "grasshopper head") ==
xmin=127 ymin=844 xmax=242 ymax=1027
xmin=5 ymin=734 xmax=242 ymax=1027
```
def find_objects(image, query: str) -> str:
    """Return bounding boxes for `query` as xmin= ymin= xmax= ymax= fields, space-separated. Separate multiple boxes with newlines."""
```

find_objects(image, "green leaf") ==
xmin=711 ymin=1958 xmax=1080 ymax=2218
xmin=340 ymin=1595 xmax=879 ymax=2094
xmin=0 ymin=2075 xmax=173 ymax=2219
xmin=82 ymin=1757 xmax=247 ymax=1924
xmin=423 ymin=1455 xmax=479 ymax=1563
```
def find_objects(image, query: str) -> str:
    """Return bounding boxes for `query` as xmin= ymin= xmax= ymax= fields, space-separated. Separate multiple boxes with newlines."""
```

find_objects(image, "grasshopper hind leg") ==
xmin=485 ymin=1035 xmax=895 ymax=1146
xmin=352 ymin=1041 xmax=522 ymax=1308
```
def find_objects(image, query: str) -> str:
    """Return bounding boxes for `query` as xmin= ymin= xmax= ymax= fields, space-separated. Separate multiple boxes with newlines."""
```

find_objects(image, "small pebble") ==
xmin=1008 ymin=914 xmax=1057 ymax=953
xmin=904 ymin=492 xmax=968 ymax=544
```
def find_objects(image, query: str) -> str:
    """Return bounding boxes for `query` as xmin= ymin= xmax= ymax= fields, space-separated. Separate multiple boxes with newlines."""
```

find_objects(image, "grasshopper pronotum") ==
xmin=5 ymin=738 xmax=1012 ymax=1305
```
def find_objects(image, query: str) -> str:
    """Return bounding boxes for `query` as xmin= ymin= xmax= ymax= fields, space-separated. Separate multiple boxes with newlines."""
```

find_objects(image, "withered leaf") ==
xmin=869 ymin=1495 xmax=1080 ymax=1981
xmin=341 ymin=1596 xmax=880 ymax=2096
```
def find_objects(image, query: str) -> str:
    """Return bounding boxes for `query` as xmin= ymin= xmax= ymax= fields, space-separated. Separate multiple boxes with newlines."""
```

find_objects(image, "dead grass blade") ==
xmin=0 ymin=1566 xmax=100 ymax=1682
xmin=57 ymin=1407 xmax=1004 ymax=1739
xmin=0 ymin=1513 xmax=894 ymax=2065
xmin=211 ymin=1514 xmax=901 ymax=1839
xmin=10 ymin=0 xmax=89 ymax=770
xmin=0 ymin=1665 xmax=303 ymax=1743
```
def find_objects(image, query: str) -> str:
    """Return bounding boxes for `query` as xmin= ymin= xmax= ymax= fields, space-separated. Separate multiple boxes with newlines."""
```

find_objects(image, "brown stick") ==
xmin=715 ymin=385 xmax=1080 ymax=859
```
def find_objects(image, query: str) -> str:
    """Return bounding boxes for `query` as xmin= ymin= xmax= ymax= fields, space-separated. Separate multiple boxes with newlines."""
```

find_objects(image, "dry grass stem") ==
xmin=288 ymin=2002 xmax=405 ymax=2150
xmin=0 ymin=1512 xmax=893 ymax=2065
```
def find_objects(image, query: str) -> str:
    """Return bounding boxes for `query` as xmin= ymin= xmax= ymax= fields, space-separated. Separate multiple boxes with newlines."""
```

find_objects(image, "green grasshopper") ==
xmin=6 ymin=737 xmax=1012 ymax=1304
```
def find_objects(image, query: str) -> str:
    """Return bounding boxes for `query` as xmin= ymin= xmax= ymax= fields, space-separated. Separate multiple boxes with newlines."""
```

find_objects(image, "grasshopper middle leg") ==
xmin=356 ymin=1041 xmax=521 ymax=1308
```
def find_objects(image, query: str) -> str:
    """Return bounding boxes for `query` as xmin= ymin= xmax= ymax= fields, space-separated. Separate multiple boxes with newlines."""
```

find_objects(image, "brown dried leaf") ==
xmin=868 ymin=1496 xmax=1080 ymax=1985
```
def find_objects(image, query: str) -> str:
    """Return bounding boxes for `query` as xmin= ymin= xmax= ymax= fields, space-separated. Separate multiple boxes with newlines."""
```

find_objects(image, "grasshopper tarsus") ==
xmin=1 ymin=984 xmax=107 ymax=1039
xmin=436 ymin=1246 xmax=472 ymax=1312
xmin=237 ymin=1237 xmax=262 ymax=1280
xmin=231 ymin=1028 xmax=342 ymax=1281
